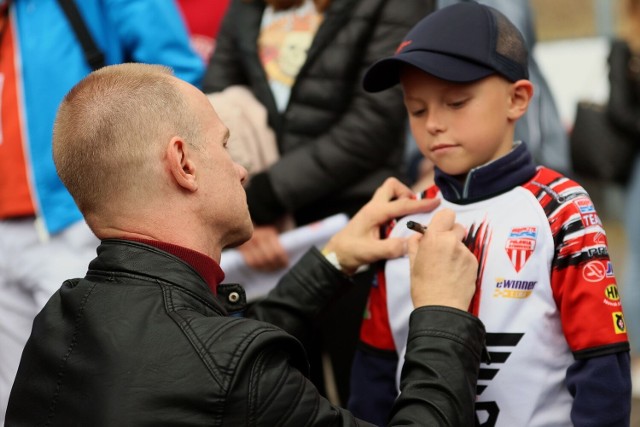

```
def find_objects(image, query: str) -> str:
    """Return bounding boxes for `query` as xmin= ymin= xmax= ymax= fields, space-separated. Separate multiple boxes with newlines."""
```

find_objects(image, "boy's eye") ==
xmin=409 ymin=108 xmax=425 ymax=117
xmin=448 ymin=99 xmax=467 ymax=108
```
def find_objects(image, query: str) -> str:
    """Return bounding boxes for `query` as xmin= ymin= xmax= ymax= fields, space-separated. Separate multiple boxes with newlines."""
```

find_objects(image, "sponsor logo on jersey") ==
xmin=582 ymin=260 xmax=607 ymax=282
xmin=575 ymin=198 xmax=595 ymax=214
xmin=575 ymin=198 xmax=602 ymax=227
xmin=603 ymin=284 xmax=621 ymax=307
xmin=505 ymin=226 xmax=537 ymax=273
xmin=493 ymin=278 xmax=537 ymax=299
xmin=606 ymin=261 xmax=614 ymax=277
xmin=586 ymin=247 xmax=609 ymax=258
xmin=613 ymin=312 xmax=626 ymax=334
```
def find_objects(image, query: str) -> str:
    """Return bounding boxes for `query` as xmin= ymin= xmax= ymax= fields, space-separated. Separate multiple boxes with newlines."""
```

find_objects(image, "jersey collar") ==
xmin=434 ymin=142 xmax=537 ymax=204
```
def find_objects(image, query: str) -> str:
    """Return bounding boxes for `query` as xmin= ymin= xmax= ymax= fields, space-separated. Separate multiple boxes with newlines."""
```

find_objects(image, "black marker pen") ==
xmin=406 ymin=220 xmax=427 ymax=234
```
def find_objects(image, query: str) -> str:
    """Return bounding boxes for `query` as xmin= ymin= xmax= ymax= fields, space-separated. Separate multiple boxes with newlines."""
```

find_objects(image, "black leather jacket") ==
xmin=6 ymin=240 xmax=484 ymax=426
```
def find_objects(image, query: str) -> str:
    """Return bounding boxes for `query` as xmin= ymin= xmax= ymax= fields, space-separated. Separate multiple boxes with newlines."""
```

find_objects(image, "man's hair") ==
xmin=53 ymin=63 xmax=202 ymax=214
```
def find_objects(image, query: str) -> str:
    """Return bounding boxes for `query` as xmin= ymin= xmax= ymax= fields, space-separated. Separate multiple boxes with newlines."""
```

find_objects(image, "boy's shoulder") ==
xmin=522 ymin=166 xmax=605 ymax=230
xmin=521 ymin=166 xmax=590 ymax=200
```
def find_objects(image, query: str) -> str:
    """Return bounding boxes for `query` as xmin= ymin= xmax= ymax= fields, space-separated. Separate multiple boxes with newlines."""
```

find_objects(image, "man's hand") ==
xmin=322 ymin=177 xmax=440 ymax=274
xmin=238 ymin=225 xmax=289 ymax=271
xmin=408 ymin=209 xmax=478 ymax=311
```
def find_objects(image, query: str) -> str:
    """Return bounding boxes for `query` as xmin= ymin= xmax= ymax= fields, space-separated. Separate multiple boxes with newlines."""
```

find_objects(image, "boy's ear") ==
xmin=507 ymin=79 xmax=534 ymax=121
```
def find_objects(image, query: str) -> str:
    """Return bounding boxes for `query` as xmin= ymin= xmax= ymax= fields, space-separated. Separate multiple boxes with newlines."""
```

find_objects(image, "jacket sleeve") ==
xmin=246 ymin=248 xmax=485 ymax=426
xmin=388 ymin=307 xmax=484 ymax=426
xmin=240 ymin=300 xmax=484 ymax=426
xmin=103 ymin=0 xmax=204 ymax=87
xmin=266 ymin=0 xmax=435 ymax=214
xmin=247 ymin=248 xmax=355 ymax=342
xmin=607 ymin=39 xmax=640 ymax=139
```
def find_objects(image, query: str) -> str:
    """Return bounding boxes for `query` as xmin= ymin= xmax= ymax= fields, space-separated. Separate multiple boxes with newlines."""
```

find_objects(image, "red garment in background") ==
xmin=175 ymin=0 xmax=230 ymax=63
xmin=0 ymin=14 xmax=34 ymax=219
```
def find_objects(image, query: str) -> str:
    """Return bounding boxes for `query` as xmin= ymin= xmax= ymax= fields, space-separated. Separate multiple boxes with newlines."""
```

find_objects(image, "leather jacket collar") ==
xmin=91 ymin=240 xmax=247 ymax=314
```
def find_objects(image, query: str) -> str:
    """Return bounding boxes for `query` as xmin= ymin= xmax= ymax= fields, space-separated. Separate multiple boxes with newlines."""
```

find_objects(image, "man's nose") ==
xmin=236 ymin=163 xmax=248 ymax=184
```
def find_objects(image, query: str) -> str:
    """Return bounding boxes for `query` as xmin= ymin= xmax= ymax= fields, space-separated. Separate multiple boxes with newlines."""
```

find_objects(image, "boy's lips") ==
xmin=431 ymin=143 xmax=458 ymax=153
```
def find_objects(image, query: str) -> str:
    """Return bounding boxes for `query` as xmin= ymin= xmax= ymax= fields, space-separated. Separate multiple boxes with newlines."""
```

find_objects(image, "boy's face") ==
xmin=401 ymin=67 xmax=519 ymax=177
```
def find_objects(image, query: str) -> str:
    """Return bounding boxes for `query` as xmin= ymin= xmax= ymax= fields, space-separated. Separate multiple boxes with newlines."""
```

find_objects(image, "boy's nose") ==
xmin=425 ymin=110 xmax=445 ymax=134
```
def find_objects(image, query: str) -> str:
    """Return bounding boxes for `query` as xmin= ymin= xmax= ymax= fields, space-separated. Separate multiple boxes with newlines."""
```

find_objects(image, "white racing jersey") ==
xmin=385 ymin=167 xmax=628 ymax=426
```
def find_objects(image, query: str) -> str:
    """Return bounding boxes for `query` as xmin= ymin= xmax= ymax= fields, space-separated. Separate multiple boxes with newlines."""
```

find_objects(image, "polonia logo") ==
xmin=505 ymin=226 xmax=537 ymax=273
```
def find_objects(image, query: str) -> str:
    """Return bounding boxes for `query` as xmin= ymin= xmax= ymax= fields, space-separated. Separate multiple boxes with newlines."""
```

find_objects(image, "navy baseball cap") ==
xmin=363 ymin=1 xmax=529 ymax=92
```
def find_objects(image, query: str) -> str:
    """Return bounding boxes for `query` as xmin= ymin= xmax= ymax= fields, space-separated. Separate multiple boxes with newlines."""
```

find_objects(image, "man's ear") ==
xmin=507 ymin=79 xmax=534 ymax=121
xmin=166 ymin=136 xmax=198 ymax=192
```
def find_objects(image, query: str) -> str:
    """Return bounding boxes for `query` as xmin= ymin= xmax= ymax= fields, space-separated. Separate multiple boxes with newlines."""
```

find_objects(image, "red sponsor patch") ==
xmin=582 ymin=260 xmax=606 ymax=282
xmin=574 ymin=198 xmax=601 ymax=227
xmin=505 ymin=227 xmax=537 ymax=273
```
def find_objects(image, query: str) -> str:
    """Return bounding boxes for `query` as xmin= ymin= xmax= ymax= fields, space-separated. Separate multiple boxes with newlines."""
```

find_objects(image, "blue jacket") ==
xmin=12 ymin=0 xmax=204 ymax=234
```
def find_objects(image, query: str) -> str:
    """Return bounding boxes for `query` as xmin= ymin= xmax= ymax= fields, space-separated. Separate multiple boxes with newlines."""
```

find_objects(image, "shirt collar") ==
xmin=434 ymin=141 xmax=537 ymax=203
xmin=125 ymin=238 xmax=224 ymax=295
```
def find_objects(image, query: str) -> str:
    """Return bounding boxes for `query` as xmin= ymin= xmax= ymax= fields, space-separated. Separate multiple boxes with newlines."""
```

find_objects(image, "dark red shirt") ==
xmin=126 ymin=238 xmax=224 ymax=296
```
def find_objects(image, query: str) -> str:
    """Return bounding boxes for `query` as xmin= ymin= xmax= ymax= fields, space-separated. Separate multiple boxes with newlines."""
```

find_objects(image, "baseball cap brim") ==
xmin=363 ymin=50 xmax=497 ymax=93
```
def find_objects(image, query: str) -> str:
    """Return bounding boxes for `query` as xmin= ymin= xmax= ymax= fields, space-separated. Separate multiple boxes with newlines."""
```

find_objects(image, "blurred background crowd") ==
xmin=1 ymin=0 xmax=640 ymax=424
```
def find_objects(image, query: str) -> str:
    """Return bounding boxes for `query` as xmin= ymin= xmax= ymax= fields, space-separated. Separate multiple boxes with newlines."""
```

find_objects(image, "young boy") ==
xmin=348 ymin=2 xmax=631 ymax=426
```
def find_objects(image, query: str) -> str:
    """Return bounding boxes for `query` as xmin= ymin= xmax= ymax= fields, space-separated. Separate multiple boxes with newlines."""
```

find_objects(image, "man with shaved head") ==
xmin=6 ymin=63 xmax=484 ymax=426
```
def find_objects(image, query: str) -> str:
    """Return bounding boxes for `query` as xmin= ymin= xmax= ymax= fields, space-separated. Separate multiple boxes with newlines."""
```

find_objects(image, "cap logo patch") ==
xmin=395 ymin=40 xmax=412 ymax=54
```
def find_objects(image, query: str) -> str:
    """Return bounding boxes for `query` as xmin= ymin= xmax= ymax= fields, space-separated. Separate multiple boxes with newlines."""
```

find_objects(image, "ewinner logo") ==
xmin=493 ymin=278 xmax=537 ymax=299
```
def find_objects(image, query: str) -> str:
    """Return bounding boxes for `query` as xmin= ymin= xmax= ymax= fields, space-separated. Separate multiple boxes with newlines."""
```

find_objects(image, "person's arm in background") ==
xmin=244 ymin=0 xmax=435 ymax=226
xmin=104 ymin=0 xmax=204 ymax=87
xmin=607 ymin=39 xmax=640 ymax=137
xmin=235 ymin=0 xmax=435 ymax=272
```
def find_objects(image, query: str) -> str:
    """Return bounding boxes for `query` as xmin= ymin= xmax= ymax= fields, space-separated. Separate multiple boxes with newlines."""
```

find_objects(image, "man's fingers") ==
xmin=367 ymin=197 xmax=440 ymax=226
xmin=406 ymin=234 xmax=421 ymax=268
xmin=390 ymin=197 xmax=440 ymax=219
xmin=451 ymin=223 xmax=467 ymax=242
xmin=426 ymin=208 xmax=456 ymax=232
xmin=365 ymin=237 xmax=409 ymax=262
xmin=371 ymin=177 xmax=414 ymax=202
